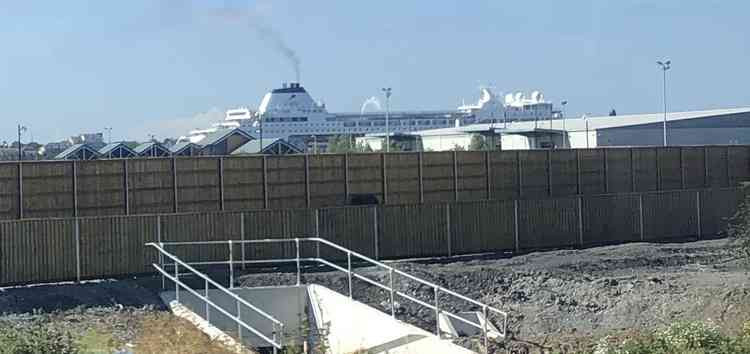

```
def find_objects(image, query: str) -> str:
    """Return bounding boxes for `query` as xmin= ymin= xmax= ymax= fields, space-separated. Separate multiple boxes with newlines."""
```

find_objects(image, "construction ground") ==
xmin=0 ymin=237 xmax=747 ymax=353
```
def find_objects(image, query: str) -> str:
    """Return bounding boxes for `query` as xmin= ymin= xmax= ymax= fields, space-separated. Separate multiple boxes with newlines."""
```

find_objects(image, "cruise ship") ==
xmin=179 ymin=82 xmax=560 ymax=148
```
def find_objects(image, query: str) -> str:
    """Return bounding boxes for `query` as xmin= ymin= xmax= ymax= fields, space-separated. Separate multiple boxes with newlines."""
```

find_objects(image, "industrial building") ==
xmin=357 ymin=107 xmax=750 ymax=151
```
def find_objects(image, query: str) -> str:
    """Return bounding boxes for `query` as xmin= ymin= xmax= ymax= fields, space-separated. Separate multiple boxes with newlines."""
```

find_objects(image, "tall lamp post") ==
xmin=561 ymin=100 xmax=568 ymax=147
xmin=561 ymin=100 xmax=568 ymax=130
xmin=382 ymin=87 xmax=392 ymax=152
xmin=104 ymin=127 xmax=112 ymax=144
xmin=657 ymin=60 xmax=671 ymax=146
xmin=17 ymin=125 xmax=27 ymax=161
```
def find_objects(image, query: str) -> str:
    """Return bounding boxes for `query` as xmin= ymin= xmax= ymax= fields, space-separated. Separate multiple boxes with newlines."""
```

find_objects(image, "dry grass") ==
xmin=134 ymin=312 xmax=238 ymax=354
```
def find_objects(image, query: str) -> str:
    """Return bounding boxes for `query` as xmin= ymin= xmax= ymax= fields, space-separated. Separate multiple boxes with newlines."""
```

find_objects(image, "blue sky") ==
xmin=1 ymin=1 xmax=749 ymax=143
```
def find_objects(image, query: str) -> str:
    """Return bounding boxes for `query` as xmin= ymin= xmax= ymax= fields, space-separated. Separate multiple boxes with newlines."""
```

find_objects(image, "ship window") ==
xmin=418 ymin=120 xmax=431 ymax=125
xmin=358 ymin=122 xmax=372 ymax=127
xmin=344 ymin=122 xmax=356 ymax=127
xmin=374 ymin=121 xmax=385 ymax=126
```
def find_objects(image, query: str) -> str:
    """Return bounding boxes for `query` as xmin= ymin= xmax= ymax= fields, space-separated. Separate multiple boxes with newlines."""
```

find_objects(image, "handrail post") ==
xmin=483 ymin=305 xmax=489 ymax=354
xmin=237 ymin=299 xmax=242 ymax=343
xmin=389 ymin=268 xmax=395 ymax=318
xmin=434 ymin=287 xmax=440 ymax=337
xmin=295 ymin=238 xmax=301 ymax=286
xmin=228 ymin=240 xmax=234 ymax=289
xmin=272 ymin=325 xmax=278 ymax=354
xmin=175 ymin=262 xmax=180 ymax=302
xmin=347 ymin=251 xmax=353 ymax=298
xmin=205 ymin=278 xmax=210 ymax=323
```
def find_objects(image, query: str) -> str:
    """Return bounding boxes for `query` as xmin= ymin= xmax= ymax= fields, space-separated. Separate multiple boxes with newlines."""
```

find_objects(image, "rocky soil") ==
xmin=237 ymin=238 xmax=750 ymax=353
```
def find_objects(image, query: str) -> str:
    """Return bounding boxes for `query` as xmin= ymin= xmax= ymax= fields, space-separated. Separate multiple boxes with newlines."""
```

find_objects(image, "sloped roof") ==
xmin=98 ymin=142 xmax=136 ymax=155
xmin=199 ymin=128 xmax=253 ymax=146
xmin=54 ymin=144 xmax=100 ymax=159
xmin=134 ymin=142 xmax=170 ymax=154
xmin=169 ymin=141 xmax=201 ymax=153
xmin=231 ymin=138 xmax=303 ymax=155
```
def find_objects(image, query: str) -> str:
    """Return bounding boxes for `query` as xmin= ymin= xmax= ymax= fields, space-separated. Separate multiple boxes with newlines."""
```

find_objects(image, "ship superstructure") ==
xmin=178 ymin=82 xmax=559 ymax=148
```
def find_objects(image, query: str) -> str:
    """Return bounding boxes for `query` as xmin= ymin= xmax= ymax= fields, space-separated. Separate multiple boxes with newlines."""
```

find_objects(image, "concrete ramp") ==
xmin=307 ymin=284 xmax=476 ymax=354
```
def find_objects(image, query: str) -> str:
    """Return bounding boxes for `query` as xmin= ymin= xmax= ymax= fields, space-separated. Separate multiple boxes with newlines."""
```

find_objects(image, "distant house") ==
xmin=134 ymin=142 xmax=171 ymax=157
xmin=98 ymin=142 xmax=136 ymax=159
xmin=198 ymin=128 xmax=253 ymax=155
xmin=54 ymin=144 xmax=100 ymax=160
xmin=231 ymin=138 xmax=303 ymax=155
xmin=169 ymin=142 xmax=202 ymax=157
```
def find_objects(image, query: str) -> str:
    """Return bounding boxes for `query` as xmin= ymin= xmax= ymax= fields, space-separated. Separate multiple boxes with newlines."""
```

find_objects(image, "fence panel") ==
xmin=700 ymin=188 xmax=745 ymax=238
xmin=76 ymin=160 xmax=126 ymax=217
xmin=517 ymin=197 xmax=578 ymax=249
xmin=578 ymin=149 xmax=606 ymax=194
xmin=582 ymin=194 xmax=640 ymax=245
xmin=266 ymin=156 xmax=307 ymax=209
xmin=706 ymin=146 xmax=729 ymax=187
xmin=422 ymin=152 xmax=455 ymax=202
xmin=348 ymin=154 xmax=384 ymax=203
xmin=682 ymin=147 xmax=707 ymax=189
xmin=450 ymin=200 xmax=515 ymax=255
xmin=642 ymin=190 xmax=698 ymax=240
xmin=550 ymin=150 xmax=577 ymax=196
xmin=728 ymin=146 xmax=750 ymax=187
xmin=384 ymin=153 xmax=420 ymax=205
xmin=79 ymin=215 xmax=158 ymax=278
xmin=175 ymin=157 xmax=221 ymax=212
xmin=519 ymin=150 xmax=549 ymax=198
xmin=127 ymin=159 xmax=174 ymax=214
xmin=632 ymin=147 xmax=658 ymax=192
xmin=658 ymin=147 xmax=682 ymax=190
xmin=318 ymin=206 xmax=376 ymax=260
xmin=0 ymin=163 xmax=20 ymax=220
xmin=223 ymin=156 xmax=265 ymax=211
xmin=160 ymin=212 xmax=242 ymax=264
xmin=309 ymin=154 xmax=347 ymax=208
xmin=488 ymin=151 xmax=519 ymax=200
xmin=22 ymin=162 xmax=75 ymax=218
xmin=0 ymin=218 xmax=77 ymax=284
xmin=456 ymin=151 xmax=487 ymax=201
xmin=606 ymin=148 xmax=633 ymax=193
xmin=378 ymin=204 xmax=448 ymax=258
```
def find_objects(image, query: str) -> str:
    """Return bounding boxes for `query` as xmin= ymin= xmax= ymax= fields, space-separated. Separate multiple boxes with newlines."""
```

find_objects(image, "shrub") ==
xmin=726 ymin=194 xmax=750 ymax=263
xmin=0 ymin=321 xmax=79 ymax=354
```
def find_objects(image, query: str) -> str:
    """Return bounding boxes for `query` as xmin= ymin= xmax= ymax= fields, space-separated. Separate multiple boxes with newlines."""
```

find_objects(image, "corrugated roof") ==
xmin=134 ymin=142 xmax=170 ymax=154
xmin=54 ymin=144 xmax=100 ymax=159
xmin=169 ymin=141 xmax=201 ymax=153
xmin=98 ymin=142 xmax=135 ymax=155
xmin=231 ymin=138 xmax=302 ymax=155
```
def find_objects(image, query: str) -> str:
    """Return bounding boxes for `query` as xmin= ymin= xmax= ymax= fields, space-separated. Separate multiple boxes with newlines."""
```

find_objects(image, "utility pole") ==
xmin=17 ymin=125 xmax=27 ymax=161
xmin=657 ymin=60 xmax=671 ymax=146
xmin=382 ymin=87 xmax=392 ymax=152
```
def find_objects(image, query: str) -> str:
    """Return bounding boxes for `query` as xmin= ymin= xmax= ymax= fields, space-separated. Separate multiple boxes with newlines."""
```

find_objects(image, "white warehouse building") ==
xmin=357 ymin=107 xmax=750 ymax=151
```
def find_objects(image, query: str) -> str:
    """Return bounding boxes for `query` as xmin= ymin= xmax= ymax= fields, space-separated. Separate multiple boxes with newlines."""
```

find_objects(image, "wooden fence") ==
xmin=0 ymin=145 xmax=748 ymax=220
xmin=0 ymin=187 xmax=744 ymax=286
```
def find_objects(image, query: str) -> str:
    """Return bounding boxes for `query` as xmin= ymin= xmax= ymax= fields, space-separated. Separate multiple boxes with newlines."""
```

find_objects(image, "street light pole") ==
xmin=561 ymin=101 xmax=568 ymax=147
xmin=657 ymin=60 xmax=671 ymax=146
xmin=382 ymin=87 xmax=392 ymax=152
xmin=17 ymin=125 xmax=27 ymax=161
xmin=104 ymin=127 xmax=112 ymax=144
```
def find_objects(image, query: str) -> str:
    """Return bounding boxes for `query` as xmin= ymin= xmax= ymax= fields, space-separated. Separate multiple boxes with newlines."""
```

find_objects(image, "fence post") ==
xmin=418 ymin=152 xmax=424 ymax=204
xmin=679 ymin=147 xmax=685 ymax=189
xmin=485 ymin=151 xmax=492 ymax=200
xmin=453 ymin=150 xmax=459 ymax=201
xmin=228 ymin=240 xmax=234 ymax=289
xmin=703 ymin=146 xmax=709 ymax=187
xmin=172 ymin=157 xmax=178 ymax=212
xmin=696 ymin=190 xmax=702 ymax=240
xmin=262 ymin=156 xmax=269 ymax=209
xmin=123 ymin=159 xmax=130 ymax=215
xmin=344 ymin=154 xmax=350 ymax=203
xmin=577 ymin=196 xmax=584 ymax=247
xmin=17 ymin=162 xmax=23 ymax=219
xmin=240 ymin=213 xmax=246 ymax=270
xmin=72 ymin=161 xmax=79 ymax=217
xmin=382 ymin=153 xmax=388 ymax=205
xmin=516 ymin=151 xmax=523 ymax=198
xmin=373 ymin=206 xmax=380 ymax=260
xmin=157 ymin=215 xmax=164 ymax=289
xmin=218 ymin=157 xmax=225 ymax=211
xmin=513 ymin=199 xmax=520 ymax=253
xmin=725 ymin=146 xmax=731 ymax=187
xmin=75 ymin=217 xmax=81 ymax=283
xmin=603 ymin=148 xmax=609 ymax=193
xmin=576 ymin=149 xmax=582 ymax=195
xmin=315 ymin=208 xmax=321 ymax=259
xmin=655 ymin=148 xmax=661 ymax=191
xmin=305 ymin=155 xmax=311 ymax=208
xmin=638 ymin=193 xmax=645 ymax=241
xmin=446 ymin=203 xmax=452 ymax=257
xmin=630 ymin=148 xmax=636 ymax=192
xmin=547 ymin=149 xmax=552 ymax=197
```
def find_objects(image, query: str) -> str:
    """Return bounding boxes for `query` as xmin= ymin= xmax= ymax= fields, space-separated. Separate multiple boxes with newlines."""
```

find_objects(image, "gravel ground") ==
xmin=236 ymin=238 xmax=750 ymax=353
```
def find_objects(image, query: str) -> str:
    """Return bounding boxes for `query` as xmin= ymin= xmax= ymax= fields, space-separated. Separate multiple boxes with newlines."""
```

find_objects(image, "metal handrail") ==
xmin=156 ymin=237 xmax=508 ymax=350
xmin=146 ymin=242 xmax=284 ymax=351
